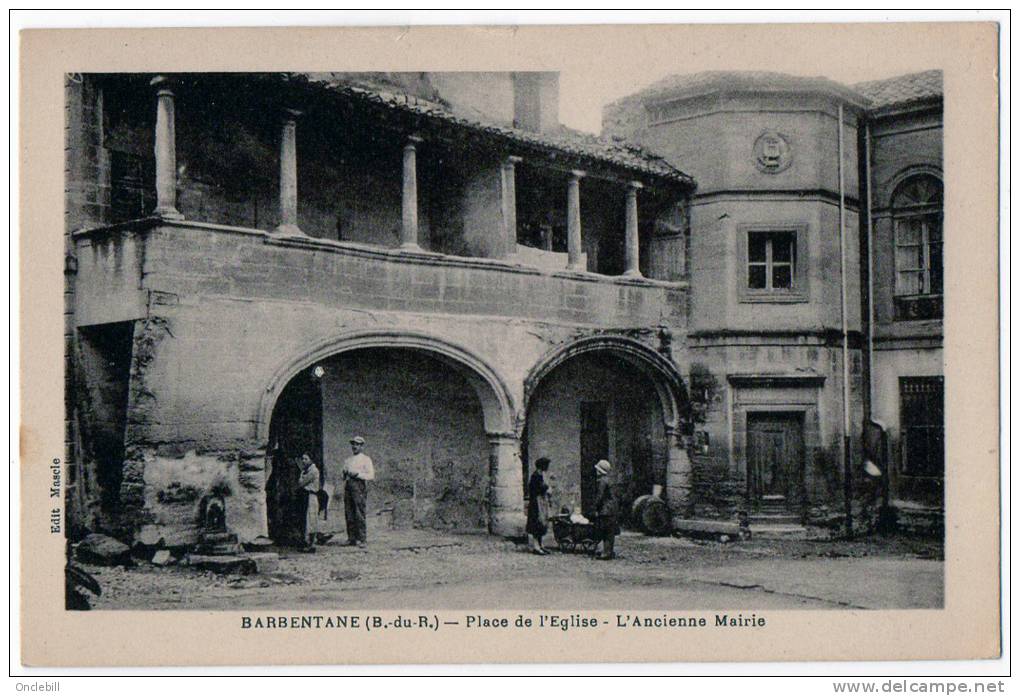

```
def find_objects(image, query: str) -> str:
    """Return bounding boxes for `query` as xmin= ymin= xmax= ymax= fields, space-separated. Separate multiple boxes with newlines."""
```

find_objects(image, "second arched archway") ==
xmin=522 ymin=336 xmax=692 ymax=524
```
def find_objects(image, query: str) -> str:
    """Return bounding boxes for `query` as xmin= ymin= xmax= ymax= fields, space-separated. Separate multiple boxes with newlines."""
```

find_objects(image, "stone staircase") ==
xmin=192 ymin=530 xmax=243 ymax=556
xmin=748 ymin=495 xmax=808 ymax=538
xmin=184 ymin=530 xmax=279 ymax=574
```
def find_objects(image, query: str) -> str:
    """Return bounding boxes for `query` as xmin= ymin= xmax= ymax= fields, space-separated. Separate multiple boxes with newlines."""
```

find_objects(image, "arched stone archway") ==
xmin=524 ymin=335 xmax=688 ymax=430
xmin=523 ymin=336 xmax=693 ymax=521
xmin=259 ymin=330 xmax=517 ymax=440
xmin=258 ymin=331 xmax=525 ymax=538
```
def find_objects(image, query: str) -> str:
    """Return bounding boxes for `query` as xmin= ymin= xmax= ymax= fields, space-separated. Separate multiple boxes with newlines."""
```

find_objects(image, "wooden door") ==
xmin=746 ymin=412 xmax=804 ymax=510
xmin=580 ymin=402 xmax=609 ymax=515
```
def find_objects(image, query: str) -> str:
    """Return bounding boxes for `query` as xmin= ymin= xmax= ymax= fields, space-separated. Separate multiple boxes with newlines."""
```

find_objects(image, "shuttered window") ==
xmin=892 ymin=174 xmax=943 ymax=320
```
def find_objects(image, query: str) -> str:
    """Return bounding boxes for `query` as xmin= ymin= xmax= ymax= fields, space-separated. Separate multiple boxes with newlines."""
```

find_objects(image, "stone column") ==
xmin=500 ymin=156 xmax=522 ymax=258
xmin=566 ymin=169 xmax=585 ymax=270
xmin=623 ymin=181 xmax=643 ymax=277
xmin=488 ymin=432 xmax=525 ymax=537
xmin=150 ymin=76 xmax=182 ymax=220
xmin=274 ymin=109 xmax=304 ymax=235
xmin=401 ymin=135 xmax=423 ymax=250
xmin=665 ymin=426 xmax=693 ymax=521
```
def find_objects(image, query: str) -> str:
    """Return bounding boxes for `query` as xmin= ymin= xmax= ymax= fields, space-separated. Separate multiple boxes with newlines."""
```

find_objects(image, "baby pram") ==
xmin=549 ymin=513 xmax=599 ymax=554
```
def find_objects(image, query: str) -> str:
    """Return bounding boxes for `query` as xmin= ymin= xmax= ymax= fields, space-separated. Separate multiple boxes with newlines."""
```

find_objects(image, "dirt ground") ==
xmin=82 ymin=524 xmax=944 ymax=611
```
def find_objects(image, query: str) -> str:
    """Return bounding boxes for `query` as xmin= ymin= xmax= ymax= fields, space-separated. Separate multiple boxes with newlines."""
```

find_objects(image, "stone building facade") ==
xmin=605 ymin=70 xmax=944 ymax=527
xmin=64 ymin=72 xmax=694 ymax=545
xmin=855 ymin=72 xmax=944 ymax=521
xmin=64 ymin=69 xmax=943 ymax=547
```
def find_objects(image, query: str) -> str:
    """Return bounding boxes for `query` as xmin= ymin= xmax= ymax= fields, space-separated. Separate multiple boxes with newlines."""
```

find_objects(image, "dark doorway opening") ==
xmin=898 ymin=376 xmax=944 ymax=506
xmin=266 ymin=368 xmax=323 ymax=545
xmin=746 ymin=412 xmax=806 ymax=514
xmin=76 ymin=322 xmax=135 ymax=516
xmin=579 ymin=401 xmax=609 ymax=516
xmin=525 ymin=351 xmax=667 ymax=525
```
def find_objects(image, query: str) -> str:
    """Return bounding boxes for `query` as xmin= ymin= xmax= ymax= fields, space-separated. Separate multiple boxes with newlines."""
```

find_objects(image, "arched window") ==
xmin=892 ymin=173 xmax=943 ymax=299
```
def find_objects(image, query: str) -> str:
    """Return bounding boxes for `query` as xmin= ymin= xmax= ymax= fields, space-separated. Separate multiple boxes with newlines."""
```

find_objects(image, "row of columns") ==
xmin=505 ymin=165 xmax=643 ymax=276
xmin=148 ymin=77 xmax=646 ymax=276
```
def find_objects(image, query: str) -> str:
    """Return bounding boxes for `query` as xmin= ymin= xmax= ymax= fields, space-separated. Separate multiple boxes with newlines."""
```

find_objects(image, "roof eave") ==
xmin=281 ymin=72 xmax=693 ymax=191
xmin=642 ymin=84 xmax=871 ymax=112
xmin=866 ymin=95 xmax=943 ymax=120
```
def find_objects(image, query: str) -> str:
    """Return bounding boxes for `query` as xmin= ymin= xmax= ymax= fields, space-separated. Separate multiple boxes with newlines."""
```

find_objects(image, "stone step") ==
xmin=199 ymin=531 xmax=238 ymax=544
xmin=672 ymin=518 xmax=750 ymax=542
xmin=750 ymin=513 xmax=801 ymax=525
xmin=184 ymin=554 xmax=257 ymax=575
xmin=748 ymin=523 xmax=809 ymax=539
xmin=754 ymin=504 xmax=791 ymax=514
xmin=194 ymin=542 xmax=243 ymax=556
xmin=245 ymin=552 xmax=280 ymax=574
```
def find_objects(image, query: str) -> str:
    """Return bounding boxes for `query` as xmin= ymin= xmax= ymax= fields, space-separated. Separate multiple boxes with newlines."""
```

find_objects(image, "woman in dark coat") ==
xmin=593 ymin=459 xmax=620 ymax=560
xmin=526 ymin=457 xmax=552 ymax=555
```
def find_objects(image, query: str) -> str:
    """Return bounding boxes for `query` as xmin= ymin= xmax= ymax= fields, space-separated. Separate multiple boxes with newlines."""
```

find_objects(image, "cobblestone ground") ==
xmin=84 ymin=526 xmax=943 ymax=611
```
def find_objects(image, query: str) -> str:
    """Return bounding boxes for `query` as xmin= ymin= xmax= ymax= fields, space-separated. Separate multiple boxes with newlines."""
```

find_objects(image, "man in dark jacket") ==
xmin=593 ymin=459 xmax=619 ymax=560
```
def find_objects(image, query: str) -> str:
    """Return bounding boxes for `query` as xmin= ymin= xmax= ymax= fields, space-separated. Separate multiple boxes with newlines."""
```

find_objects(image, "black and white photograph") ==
xmin=62 ymin=65 xmax=946 ymax=611
xmin=15 ymin=17 xmax=1002 ymax=670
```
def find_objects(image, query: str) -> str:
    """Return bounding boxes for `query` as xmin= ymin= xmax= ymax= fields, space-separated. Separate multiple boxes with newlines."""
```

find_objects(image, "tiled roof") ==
xmin=283 ymin=73 xmax=693 ymax=186
xmin=613 ymin=70 xmax=869 ymax=108
xmin=605 ymin=69 xmax=943 ymax=119
xmin=852 ymin=70 xmax=943 ymax=110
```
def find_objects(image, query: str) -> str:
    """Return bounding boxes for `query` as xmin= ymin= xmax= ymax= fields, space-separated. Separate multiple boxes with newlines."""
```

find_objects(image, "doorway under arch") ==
xmin=524 ymin=350 xmax=672 ymax=524
xmin=263 ymin=336 xmax=520 ymax=543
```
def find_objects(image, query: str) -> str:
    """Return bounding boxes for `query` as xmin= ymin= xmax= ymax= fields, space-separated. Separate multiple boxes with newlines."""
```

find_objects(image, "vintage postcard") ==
xmin=18 ymin=21 xmax=1000 ymax=666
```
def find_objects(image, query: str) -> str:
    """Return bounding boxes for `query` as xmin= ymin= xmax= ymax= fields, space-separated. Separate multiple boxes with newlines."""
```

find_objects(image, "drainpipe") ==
xmin=838 ymin=103 xmax=853 ymax=538
xmin=864 ymin=122 xmax=876 ymax=407
xmin=864 ymin=123 xmax=892 ymax=518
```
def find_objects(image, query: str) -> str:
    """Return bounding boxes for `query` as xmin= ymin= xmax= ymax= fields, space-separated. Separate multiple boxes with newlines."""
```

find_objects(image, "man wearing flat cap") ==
xmin=342 ymin=436 xmax=374 ymax=547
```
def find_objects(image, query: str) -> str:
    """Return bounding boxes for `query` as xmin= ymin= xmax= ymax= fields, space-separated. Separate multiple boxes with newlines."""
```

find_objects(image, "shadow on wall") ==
xmin=316 ymin=349 xmax=491 ymax=531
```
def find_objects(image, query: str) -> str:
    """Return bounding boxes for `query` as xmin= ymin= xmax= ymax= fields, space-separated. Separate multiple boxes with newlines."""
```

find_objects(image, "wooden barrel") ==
xmin=631 ymin=494 xmax=671 ymax=536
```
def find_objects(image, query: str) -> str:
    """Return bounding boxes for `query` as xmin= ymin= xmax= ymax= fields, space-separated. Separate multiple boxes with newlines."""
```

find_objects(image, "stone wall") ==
xmin=65 ymin=75 xmax=113 ymax=535
xmin=682 ymin=340 xmax=865 ymax=521
xmin=77 ymin=222 xmax=687 ymax=449
xmin=71 ymin=221 xmax=690 ymax=543
xmin=866 ymin=106 xmax=943 ymax=508
xmin=320 ymin=349 xmax=490 ymax=531
xmin=688 ymin=198 xmax=862 ymax=335
xmin=429 ymin=72 xmax=515 ymax=126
